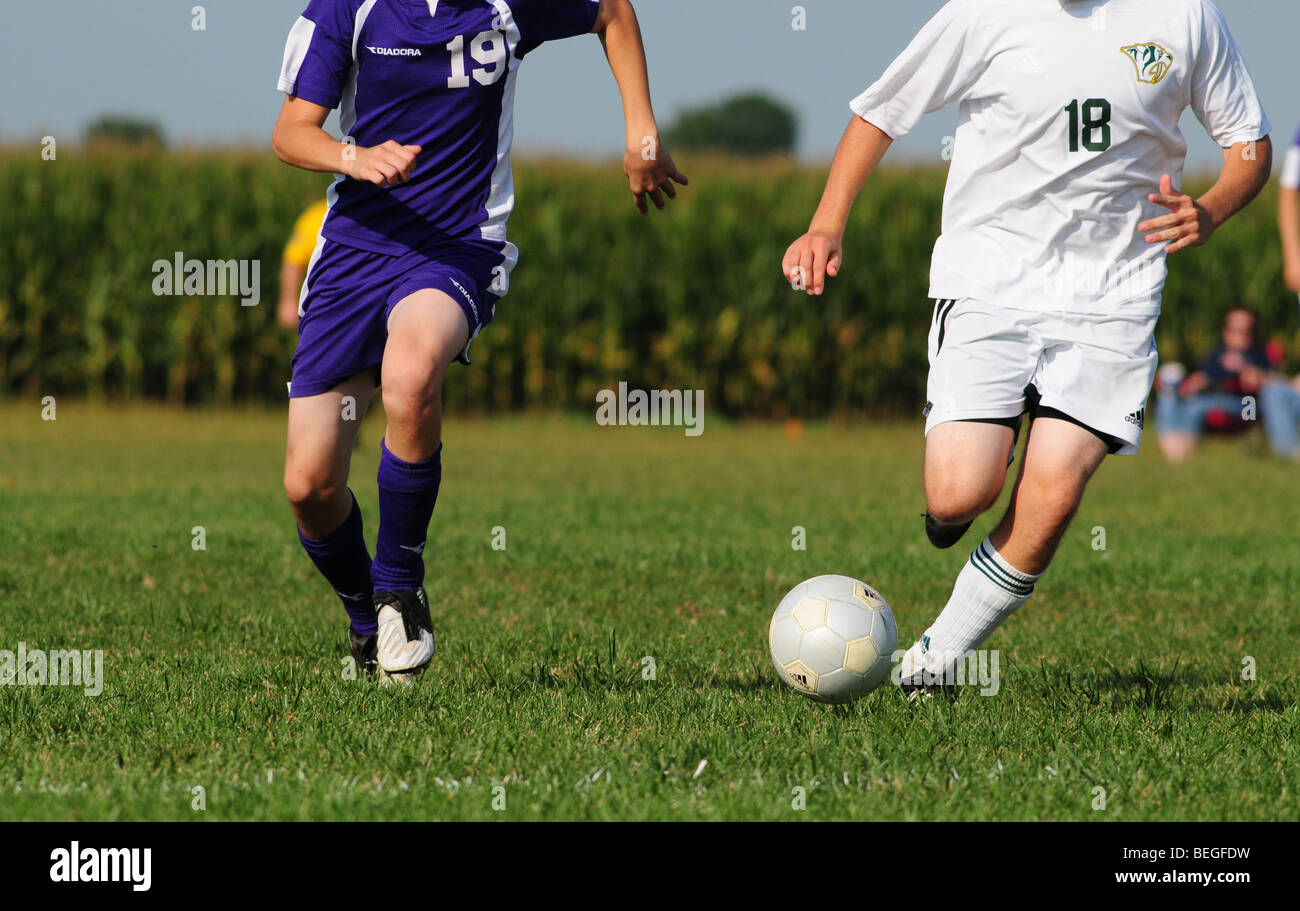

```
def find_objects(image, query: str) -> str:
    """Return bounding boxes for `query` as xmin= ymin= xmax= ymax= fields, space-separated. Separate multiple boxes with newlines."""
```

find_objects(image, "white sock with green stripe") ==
xmin=914 ymin=536 xmax=1041 ymax=673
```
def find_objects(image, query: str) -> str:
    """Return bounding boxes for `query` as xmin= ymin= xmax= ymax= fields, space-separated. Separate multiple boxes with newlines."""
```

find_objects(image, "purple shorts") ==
xmin=289 ymin=237 xmax=507 ymax=398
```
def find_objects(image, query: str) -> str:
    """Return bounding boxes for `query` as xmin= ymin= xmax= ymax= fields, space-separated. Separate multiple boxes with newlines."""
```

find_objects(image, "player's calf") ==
xmin=987 ymin=418 xmax=1106 ymax=574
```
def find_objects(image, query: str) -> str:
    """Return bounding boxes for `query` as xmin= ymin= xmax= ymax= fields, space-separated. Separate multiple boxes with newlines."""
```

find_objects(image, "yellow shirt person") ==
xmin=278 ymin=200 xmax=328 ymax=328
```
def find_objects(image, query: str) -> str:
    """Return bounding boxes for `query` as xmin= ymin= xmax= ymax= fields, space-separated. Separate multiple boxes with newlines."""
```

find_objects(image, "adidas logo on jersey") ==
xmin=367 ymin=46 xmax=422 ymax=57
xmin=1124 ymin=408 xmax=1146 ymax=429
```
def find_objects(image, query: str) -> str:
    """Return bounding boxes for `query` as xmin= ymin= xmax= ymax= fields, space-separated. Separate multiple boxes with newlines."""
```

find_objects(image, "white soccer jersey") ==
xmin=850 ymin=0 xmax=1271 ymax=315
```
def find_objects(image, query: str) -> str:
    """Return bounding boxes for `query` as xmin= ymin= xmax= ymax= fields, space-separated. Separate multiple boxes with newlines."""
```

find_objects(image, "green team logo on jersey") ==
xmin=1121 ymin=42 xmax=1175 ymax=85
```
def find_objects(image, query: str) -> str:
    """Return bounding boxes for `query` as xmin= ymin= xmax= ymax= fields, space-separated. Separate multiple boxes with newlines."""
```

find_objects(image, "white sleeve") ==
xmin=849 ymin=0 xmax=983 ymax=140
xmin=1282 ymin=144 xmax=1300 ymax=191
xmin=1190 ymin=0 xmax=1271 ymax=148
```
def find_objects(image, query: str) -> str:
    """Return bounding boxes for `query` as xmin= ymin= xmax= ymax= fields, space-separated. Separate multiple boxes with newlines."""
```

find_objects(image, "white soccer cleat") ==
xmin=896 ymin=639 xmax=929 ymax=681
xmin=377 ymin=668 xmax=416 ymax=688
xmin=896 ymin=637 xmax=958 ymax=702
xmin=374 ymin=588 xmax=435 ymax=676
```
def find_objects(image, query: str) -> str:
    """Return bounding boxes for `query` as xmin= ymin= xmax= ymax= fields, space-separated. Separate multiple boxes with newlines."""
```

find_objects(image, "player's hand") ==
xmin=1284 ymin=261 xmax=1300 ymax=294
xmin=782 ymin=232 xmax=842 ymax=296
xmin=346 ymin=141 xmax=422 ymax=188
xmin=276 ymin=297 xmax=300 ymax=329
xmin=624 ymin=136 xmax=689 ymax=215
xmin=1140 ymin=174 xmax=1214 ymax=255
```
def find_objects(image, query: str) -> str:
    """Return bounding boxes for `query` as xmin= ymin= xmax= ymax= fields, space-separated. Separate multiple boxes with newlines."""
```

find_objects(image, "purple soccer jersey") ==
xmin=278 ymin=0 xmax=601 ymax=258
xmin=278 ymin=0 xmax=602 ymax=398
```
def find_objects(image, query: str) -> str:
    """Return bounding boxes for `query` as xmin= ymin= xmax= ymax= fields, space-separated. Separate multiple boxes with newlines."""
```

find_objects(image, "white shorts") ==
xmin=923 ymin=299 xmax=1159 ymax=455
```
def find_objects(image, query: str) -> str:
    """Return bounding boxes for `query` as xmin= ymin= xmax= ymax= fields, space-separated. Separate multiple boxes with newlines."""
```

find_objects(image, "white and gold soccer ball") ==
xmin=769 ymin=574 xmax=898 ymax=704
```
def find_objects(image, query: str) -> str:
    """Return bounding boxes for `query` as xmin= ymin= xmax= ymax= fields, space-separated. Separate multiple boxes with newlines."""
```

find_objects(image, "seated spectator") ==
xmin=1156 ymin=307 xmax=1274 ymax=462
xmin=1258 ymin=373 xmax=1300 ymax=461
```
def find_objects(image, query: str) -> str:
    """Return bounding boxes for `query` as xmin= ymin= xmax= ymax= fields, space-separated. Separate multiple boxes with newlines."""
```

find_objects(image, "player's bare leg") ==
xmin=284 ymin=372 xmax=377 ymax=538
xmin=988 ymin=418 xmax=1108 ymax=575
xmin=901 ymin=418 xmax=1106 ymax=695
xmin=284 ymin=372 xmax=381 ymax=674
xmin=381 ymin=289 xmax=468 ymax=462
xmin=922 ymin=420 xmax=1016 ymax=548
xmin=368 ymin=289 xmax=470 ymax=678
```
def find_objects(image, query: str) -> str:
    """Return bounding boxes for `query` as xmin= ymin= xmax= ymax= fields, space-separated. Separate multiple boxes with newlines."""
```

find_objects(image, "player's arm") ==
xmin=1279 ymin=183 xmax=1300 ymax=293
xmin=1140 ymin=139 xmax=1273 ymax=256
xmin=782 ymin=117 xmax=894 ymax=297
xmin=780 ymin=1 xmax=979 ymax=296
xmin=278 ymin=261 xmax=307 ymax=328
xmin=592 ymin=0 xmax=688 ymax=214
xmin=272 ymin=95 xmax=421 ymax=188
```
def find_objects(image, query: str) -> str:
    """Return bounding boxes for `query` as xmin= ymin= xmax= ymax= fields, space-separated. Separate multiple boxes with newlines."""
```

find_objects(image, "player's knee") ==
xmin=283 ymin=466 xmax=343 ymax=514
xmin=382 ymin=362 xmax=444 ymax=420
xmin=927 ymin=478 xmax=1001 ymax=525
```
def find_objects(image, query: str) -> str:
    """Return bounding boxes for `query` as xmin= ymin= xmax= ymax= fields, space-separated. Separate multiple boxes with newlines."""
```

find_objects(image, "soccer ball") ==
xmin=768 ymin=574 xmax=898 ymax=704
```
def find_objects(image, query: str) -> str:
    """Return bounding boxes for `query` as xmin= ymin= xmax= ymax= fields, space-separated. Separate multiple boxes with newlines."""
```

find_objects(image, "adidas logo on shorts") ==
xmin=1124 ymin=407 xmax=1145 ymax=429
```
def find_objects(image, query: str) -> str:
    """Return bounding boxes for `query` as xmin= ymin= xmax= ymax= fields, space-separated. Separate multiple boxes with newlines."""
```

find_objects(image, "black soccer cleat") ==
xmin=924 ymin=512 xmax=973 ymax=550
xmin=347 ymin=627 xmax=379 ymax=679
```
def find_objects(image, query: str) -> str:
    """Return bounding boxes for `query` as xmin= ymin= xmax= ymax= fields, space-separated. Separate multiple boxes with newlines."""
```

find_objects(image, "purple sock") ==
xmin=298 ymin=493 xmax=377 ymax=635
xmin=372 ymin=439 xmax=442 ymax=593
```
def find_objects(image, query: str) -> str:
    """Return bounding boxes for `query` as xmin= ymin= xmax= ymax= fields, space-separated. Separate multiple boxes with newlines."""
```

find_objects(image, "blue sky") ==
xmin=2 ymin=0 xmax=1295 ymax=172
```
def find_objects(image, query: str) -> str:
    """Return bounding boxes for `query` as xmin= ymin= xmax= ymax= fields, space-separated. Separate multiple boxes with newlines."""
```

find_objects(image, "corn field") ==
xmin=1 ymin=148 xmax=1295 ymax=415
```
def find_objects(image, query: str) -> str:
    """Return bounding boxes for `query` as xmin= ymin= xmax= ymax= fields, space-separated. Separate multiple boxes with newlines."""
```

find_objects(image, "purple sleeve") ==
xmin=277 ymin=0 xmax=356 ymax=109
xmin=511 ymin=0 xmax=601 ymax=57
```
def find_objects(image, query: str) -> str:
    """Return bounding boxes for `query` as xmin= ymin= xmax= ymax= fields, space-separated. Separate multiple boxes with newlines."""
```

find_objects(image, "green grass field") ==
xmin=2 ymin=402 xmax=1297 ymax=821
